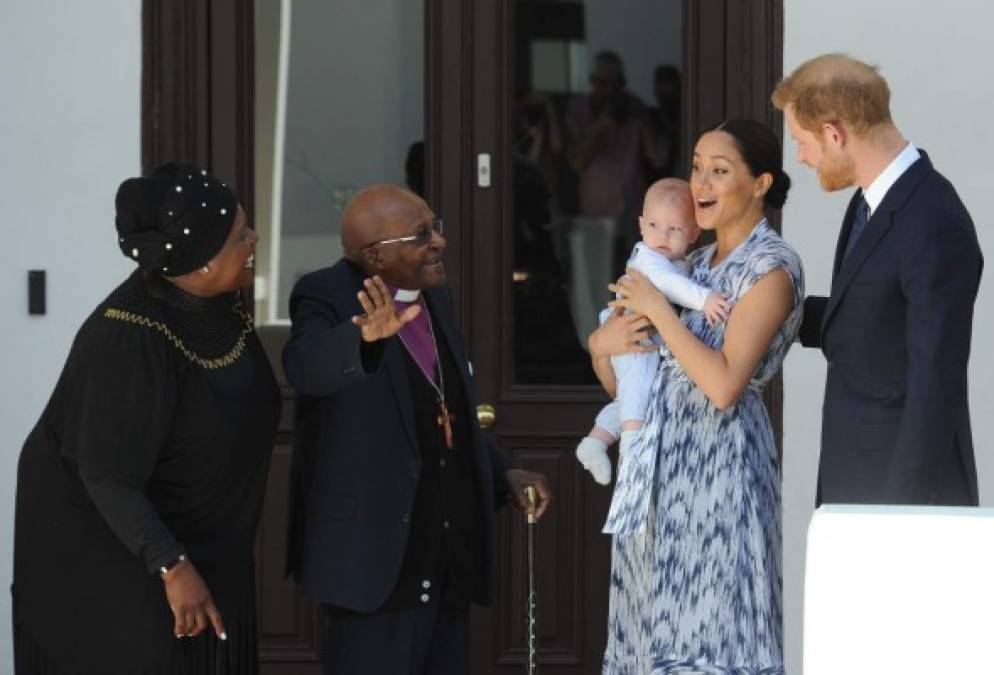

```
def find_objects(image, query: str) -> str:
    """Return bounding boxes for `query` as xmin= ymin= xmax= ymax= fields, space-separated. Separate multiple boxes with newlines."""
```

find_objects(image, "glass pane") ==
xmin=512 ymin=0 xmax=684 ymax=384
xmin=255 ymin=0 xmax=425 ymax=324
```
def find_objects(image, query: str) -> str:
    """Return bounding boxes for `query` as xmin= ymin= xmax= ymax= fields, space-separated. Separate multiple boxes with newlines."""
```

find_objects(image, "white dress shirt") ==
xmin=863 ymin=142 xmax=921 ymax=215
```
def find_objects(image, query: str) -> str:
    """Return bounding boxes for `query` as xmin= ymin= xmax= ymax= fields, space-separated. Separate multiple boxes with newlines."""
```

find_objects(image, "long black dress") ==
xmin=12 ymin=270 xmax=280 ymax=674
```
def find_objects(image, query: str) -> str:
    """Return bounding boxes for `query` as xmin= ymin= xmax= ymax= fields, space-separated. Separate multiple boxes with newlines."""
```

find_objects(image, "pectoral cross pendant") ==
xmin=437 ymin=402 xmax=455 ymax=450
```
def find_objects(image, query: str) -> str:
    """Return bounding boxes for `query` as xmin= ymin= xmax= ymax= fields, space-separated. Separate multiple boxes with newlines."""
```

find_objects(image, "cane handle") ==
xmin=525 ymin=485 xmax=537 ymax=524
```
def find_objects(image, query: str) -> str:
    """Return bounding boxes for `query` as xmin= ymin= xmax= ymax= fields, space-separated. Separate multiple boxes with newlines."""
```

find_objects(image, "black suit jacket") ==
xmin=800 ymin=151 xmax=983 ymax=505
xmin=282 ymin=259 xmax=510 ymax=611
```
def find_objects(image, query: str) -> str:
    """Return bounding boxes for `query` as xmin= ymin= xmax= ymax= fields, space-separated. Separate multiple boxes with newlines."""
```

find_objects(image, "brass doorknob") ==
xmin=476 ymin=404 xmax=497 ymax=430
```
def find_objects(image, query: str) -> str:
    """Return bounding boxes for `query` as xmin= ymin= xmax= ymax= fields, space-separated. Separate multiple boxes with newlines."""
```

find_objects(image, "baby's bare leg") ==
xmin=589 ymin=426 xmax=617 ymax=445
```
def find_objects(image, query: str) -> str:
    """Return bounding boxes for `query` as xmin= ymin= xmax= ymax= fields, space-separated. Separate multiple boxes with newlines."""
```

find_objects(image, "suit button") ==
xmin=422 ymin=579 xmax=431 ymax=589
xmin=420 ymin=593 xmax=430 ymax=604
xmin=402 ymin=513 xmax=411 ymax=524
xmin=443 ymin=520 xmax=450 ymax=529
xmin=439 ymin=459 xmax=446 ymax=468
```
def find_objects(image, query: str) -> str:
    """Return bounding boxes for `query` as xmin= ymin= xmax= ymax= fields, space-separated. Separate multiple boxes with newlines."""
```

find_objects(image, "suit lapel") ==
xmin=832 ymin=192 xmax=862 ymax=281
xmin=821 ymin=151 xmax=934 ymax=338
xmin=384 ymin=341 xmax=420 ymax=457
xmin=345 ymin=261 xmax=419 ymax=458
xmin=424 ymin=288 xmax=473 ymax=396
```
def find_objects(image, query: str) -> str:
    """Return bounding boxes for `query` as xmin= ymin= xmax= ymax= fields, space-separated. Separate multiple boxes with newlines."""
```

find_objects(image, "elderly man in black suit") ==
xmin=283 ymin=184 xmax=551 ymax=674
xmin=773 ymin=54 xmax=983 ymax=505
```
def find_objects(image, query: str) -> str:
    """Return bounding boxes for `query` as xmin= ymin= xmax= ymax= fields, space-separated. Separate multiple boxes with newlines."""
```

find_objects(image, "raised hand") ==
xmin=351 ymin=275 xmax=422 ymax=342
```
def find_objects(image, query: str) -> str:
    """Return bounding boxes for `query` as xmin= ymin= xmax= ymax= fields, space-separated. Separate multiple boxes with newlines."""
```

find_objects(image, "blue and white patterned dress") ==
xmin=602 ymin=219 xmax=804 ymax=675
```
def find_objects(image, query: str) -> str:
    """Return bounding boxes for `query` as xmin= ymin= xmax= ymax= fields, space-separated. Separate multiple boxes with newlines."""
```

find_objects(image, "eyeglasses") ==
xmin=366 ymin=218 xmax=444 ymax=248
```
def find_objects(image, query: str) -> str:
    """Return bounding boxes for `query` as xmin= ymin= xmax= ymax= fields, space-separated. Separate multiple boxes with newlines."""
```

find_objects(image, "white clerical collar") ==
xmin=394 ymin=288 xmax=421 ymax=302
xmin=863 ymin=142 xmax=920 ymax=215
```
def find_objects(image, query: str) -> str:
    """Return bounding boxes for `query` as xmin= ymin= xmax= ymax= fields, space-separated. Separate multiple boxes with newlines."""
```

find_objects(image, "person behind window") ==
xmin=642 ymin=64 xmax=682 ymax=181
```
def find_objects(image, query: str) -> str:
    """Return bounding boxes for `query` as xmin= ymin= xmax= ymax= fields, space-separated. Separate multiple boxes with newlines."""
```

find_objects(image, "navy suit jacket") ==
xmin=282 ymin=259 xmax=510 ymax=611
xmin=800 ymin=151 xmax=983 ymax=505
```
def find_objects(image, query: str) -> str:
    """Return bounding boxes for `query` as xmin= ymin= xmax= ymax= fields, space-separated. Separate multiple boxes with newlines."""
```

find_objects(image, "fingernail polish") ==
xmin=220 ymin=632 xmax=228 ymax=641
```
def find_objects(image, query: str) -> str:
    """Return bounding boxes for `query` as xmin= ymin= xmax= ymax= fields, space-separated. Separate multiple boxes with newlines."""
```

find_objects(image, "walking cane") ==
xmin=525 ymin=485 xmax=538 ymax=675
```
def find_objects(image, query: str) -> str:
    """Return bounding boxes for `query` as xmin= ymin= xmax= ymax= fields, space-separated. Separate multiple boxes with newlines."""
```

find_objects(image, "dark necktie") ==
xmin=842 ymin=196 xmax=870 ymax=263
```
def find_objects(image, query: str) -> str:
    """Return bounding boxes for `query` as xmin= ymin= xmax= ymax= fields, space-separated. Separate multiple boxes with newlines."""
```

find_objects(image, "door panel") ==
xmin=254 ymin=391 xmax=324 ymax=670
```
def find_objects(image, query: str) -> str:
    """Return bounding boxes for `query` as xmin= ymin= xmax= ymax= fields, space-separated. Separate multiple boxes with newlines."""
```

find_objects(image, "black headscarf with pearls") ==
xmin=115 ymin=162 xmax=237 ymax=276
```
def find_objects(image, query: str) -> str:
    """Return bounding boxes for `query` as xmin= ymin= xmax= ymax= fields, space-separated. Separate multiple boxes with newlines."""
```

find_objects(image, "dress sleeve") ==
xmin=733 ymin=238 xmax=806 ymax=344
xmin=59 ymin=317 xmax=185 ymax=574
xmin=736 ymin=239 xmax=805 ymax=310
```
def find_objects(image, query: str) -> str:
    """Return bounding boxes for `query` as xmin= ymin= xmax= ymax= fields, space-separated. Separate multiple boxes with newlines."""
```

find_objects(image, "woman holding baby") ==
xmin=589 ymin=119 xmax=804 ymax=674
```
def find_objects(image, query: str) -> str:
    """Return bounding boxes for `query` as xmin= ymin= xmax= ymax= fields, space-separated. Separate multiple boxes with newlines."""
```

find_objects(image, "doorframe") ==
xmin=142 ymin=0 xmax=255 ymax=218
xmin=684 ymin=0 xmax=787 ymax=448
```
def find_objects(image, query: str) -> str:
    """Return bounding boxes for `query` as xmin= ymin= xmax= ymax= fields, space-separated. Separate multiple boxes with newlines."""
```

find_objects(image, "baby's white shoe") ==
xmin=576 ymin=437 xmax=612 ymax=485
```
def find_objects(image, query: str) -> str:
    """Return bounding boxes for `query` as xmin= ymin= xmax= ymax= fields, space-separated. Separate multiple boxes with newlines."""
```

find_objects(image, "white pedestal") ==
xmin=804 ymin=505 xmax=994 ymax=675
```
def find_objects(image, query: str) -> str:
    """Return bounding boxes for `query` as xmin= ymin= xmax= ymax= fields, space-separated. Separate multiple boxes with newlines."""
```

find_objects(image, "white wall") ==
xmin=781 ymin=3 xmax=994 ymax=673
xmin=0 ymin=0 xmax=139 ymax=667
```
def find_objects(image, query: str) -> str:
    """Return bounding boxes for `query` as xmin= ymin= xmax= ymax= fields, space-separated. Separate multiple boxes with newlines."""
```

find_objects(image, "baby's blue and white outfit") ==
xmin=594 ymin=242 xmax=712 ymax=436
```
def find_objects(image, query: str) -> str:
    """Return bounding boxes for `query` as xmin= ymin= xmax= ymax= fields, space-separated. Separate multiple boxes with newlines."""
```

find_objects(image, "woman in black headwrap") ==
xmin=12 ymin=163 xmax=280 ymax=674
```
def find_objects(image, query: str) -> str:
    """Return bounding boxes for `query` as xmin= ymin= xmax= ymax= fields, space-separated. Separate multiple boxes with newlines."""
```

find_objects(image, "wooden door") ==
xmin=142 ymin=1 xmax=783 ymax=673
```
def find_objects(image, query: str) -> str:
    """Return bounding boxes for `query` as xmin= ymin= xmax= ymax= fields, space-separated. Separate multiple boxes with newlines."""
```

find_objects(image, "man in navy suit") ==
xmin=773 ymin=54 xmax=983 ymax=505
xmin=283 ymin=185 xmax=551 ymax=674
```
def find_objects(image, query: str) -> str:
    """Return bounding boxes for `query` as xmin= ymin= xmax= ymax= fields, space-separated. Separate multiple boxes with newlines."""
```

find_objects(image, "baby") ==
xmin=576 ymin=178 xmax=729 ymax=485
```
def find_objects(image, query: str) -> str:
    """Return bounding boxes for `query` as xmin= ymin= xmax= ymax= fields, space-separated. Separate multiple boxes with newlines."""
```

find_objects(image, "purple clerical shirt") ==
xmin=391 ymin=288 xmax=439 ymax=386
